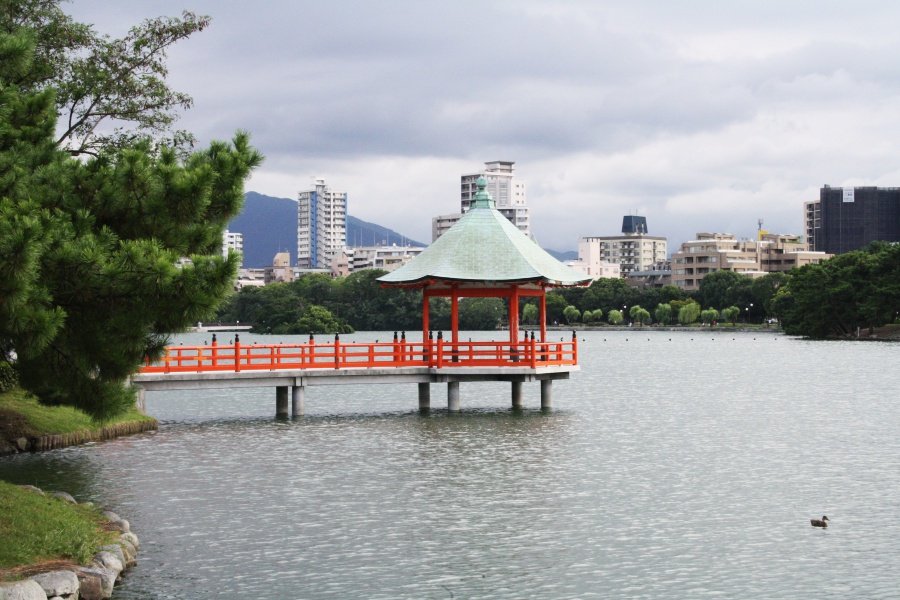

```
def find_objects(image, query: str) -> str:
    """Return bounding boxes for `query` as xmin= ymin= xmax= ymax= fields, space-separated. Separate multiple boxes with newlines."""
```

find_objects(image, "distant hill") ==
xmin=545 ymin=249 xmax=577 ymax=261
xmin=230 ymin=192 xmax=425 ymax=268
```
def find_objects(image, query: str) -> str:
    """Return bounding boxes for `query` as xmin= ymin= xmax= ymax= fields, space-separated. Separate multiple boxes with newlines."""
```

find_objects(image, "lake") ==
xmin=1 ymin=330 xmax=898 ymax=599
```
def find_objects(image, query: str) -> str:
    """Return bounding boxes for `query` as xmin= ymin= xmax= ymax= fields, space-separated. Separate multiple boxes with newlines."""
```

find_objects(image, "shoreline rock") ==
xmin=0 ymin=420 xmax=157 ymax=457
xmin=0 ymin=486 xmax=140 ymax=600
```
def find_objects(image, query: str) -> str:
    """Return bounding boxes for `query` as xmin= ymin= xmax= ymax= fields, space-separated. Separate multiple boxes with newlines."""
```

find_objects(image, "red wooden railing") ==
xmin=139 ymin=336 xmax=578 ymax=374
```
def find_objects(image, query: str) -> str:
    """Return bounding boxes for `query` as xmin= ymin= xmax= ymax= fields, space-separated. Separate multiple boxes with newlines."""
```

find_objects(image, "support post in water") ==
xmin=540 ymin=379 xmax=552 ymax=410
xmin=511 ymin=381 xmax=523 ymax=409
xmin=276 ymin=386 xmax=289 ymax=418
xmin=291 ymin=385 xmax=305 ymax=417
xmin=418 ymin=382 xmax=430 ymax=412
xmin=447 ymin=381 xmax=460 ymax=412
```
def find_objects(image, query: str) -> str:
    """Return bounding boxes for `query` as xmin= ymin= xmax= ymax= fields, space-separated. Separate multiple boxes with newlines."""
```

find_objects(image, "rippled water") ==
xmin=2 ymin=331 xmax=899 ymax=599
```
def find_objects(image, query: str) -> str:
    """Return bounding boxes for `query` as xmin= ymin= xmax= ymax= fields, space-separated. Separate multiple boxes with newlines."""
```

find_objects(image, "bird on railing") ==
xmin=810 ymin=516 xmax=830 ymax=528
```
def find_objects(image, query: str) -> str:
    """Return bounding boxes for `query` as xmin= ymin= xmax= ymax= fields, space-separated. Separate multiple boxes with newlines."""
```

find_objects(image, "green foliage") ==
xmin=654 ymin=303 xmax=673 ymax=325
xmin=0 ymin=387 xmax=154 ymax=435
xmin=0 ymin=361 xmax=16 ymax=392
xmin=2 ymin=1 xmax=210 ymax=156
xmin=632 ymin=307 xmax=651 ymax=326
xmin=721 ymin=305 xmax=741 ymax=325
xmin=521 ymin=303 xmax=538 ymax=325
xmin=0 ymin=480 xmax=117 ymax=569
xmin=678 ymin=302 xmax=701 ymax=325
xmin=607 ymin=309 xmax=624 ymax=325
xmin=542 ymin=292 xmax=566 ymax=325
xmin=697 ymin=270 xmax=746 ymax=311
xmin=581 ymin=277 xmax=639 ymax=315
xmin=700 ymin=308 xmax=719 ymax=325
xmin=774 ymin=242 xmax=900 ymax=338
xmin=582 ymin=308 xmax=602 ymax=323
xmin=0 ymin=29 xmax=261 ymax=419
xmin=563 ymin=305 xmax=581 ymax=324
xmin=458 ymin=298 xmax=505 ymax=330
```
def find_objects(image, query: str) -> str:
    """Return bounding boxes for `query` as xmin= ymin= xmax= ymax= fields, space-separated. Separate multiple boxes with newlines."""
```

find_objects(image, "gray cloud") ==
xmin=67 ymin=0 xmax=900 ymax=250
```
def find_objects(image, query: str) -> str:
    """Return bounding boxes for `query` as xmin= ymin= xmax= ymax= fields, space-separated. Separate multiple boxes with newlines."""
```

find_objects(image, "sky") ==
xmin=67 ymin=0 xmax=900 ymax=251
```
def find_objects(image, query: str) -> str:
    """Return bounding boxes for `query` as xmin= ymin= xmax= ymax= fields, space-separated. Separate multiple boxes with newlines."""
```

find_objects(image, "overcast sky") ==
xmin=68 ymin=0 xmax=900 ymax=251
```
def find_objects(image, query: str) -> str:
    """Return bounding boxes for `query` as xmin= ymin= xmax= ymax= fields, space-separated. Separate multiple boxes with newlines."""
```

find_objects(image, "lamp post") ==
xmin=623 ymin=304 xmax=628 ymax=327
xmin=745 ymin=303 xmax=753 ymax=324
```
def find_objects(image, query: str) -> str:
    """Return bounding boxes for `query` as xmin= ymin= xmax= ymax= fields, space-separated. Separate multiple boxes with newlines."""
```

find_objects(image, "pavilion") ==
xmin=378 ymin=176 xmax=591 ymax=408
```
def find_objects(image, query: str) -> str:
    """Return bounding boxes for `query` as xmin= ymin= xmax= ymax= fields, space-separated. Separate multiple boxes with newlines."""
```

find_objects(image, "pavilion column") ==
xmin=509 ymin=287 xmax=519 ymax=345
xmin=540 ymin=291 xmax=547 ymax=342
xmin=422 ymin=291 xmax=430 ymax=342
xmin=451 ymin=286 xmax=459 ymax=362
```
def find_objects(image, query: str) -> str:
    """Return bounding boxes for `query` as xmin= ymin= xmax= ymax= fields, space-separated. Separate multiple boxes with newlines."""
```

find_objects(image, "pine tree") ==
xmin=1 ymin=29 xmax=262 ymax=418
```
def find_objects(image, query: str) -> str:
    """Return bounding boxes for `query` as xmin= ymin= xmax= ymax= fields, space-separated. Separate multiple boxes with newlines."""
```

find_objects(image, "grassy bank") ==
xmin=0 ymin=481 xmax=116 ymax=577
xmin=0 ymin=388 xmax=157 ymax=452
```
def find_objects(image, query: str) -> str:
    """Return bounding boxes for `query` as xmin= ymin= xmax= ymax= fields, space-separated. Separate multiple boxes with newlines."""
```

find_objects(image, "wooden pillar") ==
xmin=418 ymin=382 xmax=430 ymax=411
xmin=451 ymin=286 xmax=459 ymax=363
xmin=291 ymin=385 xmax=305 ymax=417
xmin=276 ymin=386 xmax=289 ymax=418
xmin=447 ymin=381 xmax=460 ymax=412
xmin=509 ymin=287 xmax=519 ymax=345
xmin=511 ymin=381 xmax=523 ymax=409
xmin=422 ymin=292 xmax=430 ymax=343
xmin=539 ymin=291 xmax=547 ymax=343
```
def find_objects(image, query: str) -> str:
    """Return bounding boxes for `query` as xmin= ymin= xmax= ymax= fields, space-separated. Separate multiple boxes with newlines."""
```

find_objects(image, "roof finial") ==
xmin=472 ymin=176 xmax=494 ymax=208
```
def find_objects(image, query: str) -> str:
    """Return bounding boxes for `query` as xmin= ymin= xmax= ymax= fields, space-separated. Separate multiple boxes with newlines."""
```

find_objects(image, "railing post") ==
xmin=425 ymin=330 xmax=433 ymax=366
xmin=163 ymin=349 xmax=171 ymax=374
xmin=400 ymin=331 xmax=407 ymax=365
xmin=392 ymin=331 xmax=399 ymax=365
xmin=334 ymin=333 xmax=341 ymax=369
xmin=211 ymin=333 xmax=218 ymax=368
xmin=274 ymin=344 xmax=281 ymax=370
xmin=307 ymin=334 xmax=314 ymax=367
xmin=530 ymin=331 xmax=537 ymax=368
xmin=436 ymin=331 xmax=444 ymax=368
xmin=234 ymin=334 xmax=241 ymax=372
xmin=572 ymin=330 xmax=578 ymax=365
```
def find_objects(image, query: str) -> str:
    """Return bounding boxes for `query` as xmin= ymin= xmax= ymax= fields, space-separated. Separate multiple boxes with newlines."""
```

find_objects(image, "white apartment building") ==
xmin=222 ymin=230 xmax=243 ymax=265
xmin=298 ymin=178 xmax=347 ymax=269
xmin=433 ymin=160 xmax=530 ymax=241
xmin=343 ymin=245 xmax=425 ymax=274
xmin=578 ymin=235 xmax=668 ymax=276
xmin=670 ymin=232 xmax=831 ymax=291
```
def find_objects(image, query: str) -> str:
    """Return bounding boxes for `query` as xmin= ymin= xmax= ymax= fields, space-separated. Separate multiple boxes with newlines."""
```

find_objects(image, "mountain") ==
xmin=230 ymin=192 xmax=425 ymax=268
xmin=544 ymin=249 xmax=577 ymax=261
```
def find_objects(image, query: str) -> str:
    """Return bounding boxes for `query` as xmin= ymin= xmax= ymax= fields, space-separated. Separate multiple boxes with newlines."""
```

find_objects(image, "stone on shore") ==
xmin=76 ymin=567 xmax=115 ymax=600
xmin=48 ymin=491 xmax=76 ymax=504
xmin=91 ymin=551 xmax=123 ymax=579
xmin=0 ymin=579 xmax=48 ymax=600
xmin=29 ymin=571 xmax=78 ymax=600
xmin=120 ymin=531 xmax=140 ymax=550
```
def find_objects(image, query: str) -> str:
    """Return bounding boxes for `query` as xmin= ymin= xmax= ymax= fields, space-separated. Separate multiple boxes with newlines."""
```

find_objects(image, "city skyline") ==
xmin=68 ymin=1 xmax=900 ymax=250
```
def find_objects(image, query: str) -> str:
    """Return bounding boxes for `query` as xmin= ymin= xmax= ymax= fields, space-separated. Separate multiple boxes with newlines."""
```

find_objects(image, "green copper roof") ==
xmin=378 ymin=178 xmax=591 ymax=287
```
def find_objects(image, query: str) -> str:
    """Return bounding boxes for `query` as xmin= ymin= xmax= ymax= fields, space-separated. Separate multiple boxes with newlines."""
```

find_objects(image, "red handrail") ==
xmin=139 ymin=339 xmax=577 ymax=374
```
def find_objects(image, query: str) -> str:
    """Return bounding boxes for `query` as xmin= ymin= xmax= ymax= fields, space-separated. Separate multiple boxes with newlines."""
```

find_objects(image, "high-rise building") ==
xmin=432 ymin=161 xmax=530 ymax=240
xmin=805 ymin=186 xmax=900 ymax=254
xmin=577 ymin=216 xmax=667 ymax=276
xmin=297 ymin=178 xmax=347 ymax=269
xmin=670 ymin=232 xmax=830 ymax=291
xmin=222 ymin=230 xmax=243 ymax=266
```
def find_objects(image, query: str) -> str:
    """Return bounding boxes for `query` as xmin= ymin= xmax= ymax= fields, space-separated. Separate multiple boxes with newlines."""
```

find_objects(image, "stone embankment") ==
xmin=0 ymin=421 xmax=157 ymax=456
xmin=0 ymin=487 xmax=139 ymax=600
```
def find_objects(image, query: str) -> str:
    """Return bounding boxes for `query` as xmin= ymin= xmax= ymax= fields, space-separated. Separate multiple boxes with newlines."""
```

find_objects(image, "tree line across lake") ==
xmin=216 ymin=241 xmax=900 ymax=338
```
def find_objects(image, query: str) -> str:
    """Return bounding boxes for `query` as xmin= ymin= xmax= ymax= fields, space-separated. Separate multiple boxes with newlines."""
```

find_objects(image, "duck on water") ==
xmin=811 ymin=516 xmax=830 ymax=528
